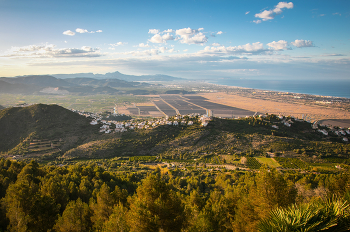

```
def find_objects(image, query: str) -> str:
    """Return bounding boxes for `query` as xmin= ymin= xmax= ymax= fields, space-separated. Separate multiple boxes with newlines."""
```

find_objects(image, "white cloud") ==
xmin=148 ymin=29 xmax=159 ymax=34
xmin=96 ymin=30 xmax=103 ymax=33
xmin=159 ymin=47 xmax=167 ymax=53
xmin=245 ymin=11 xmax=250 ymax=15
xmin=63 ymin=30 xmax=75 ymax=36
xmin=255 ymin=2 xmax=293 ymax=22
xmin=4 ymin=44 xmax=101 ymax=58
xmin=175 ymin=27 xmax=208 ymax=45
xmin=291 ymin=39 xmax=314 ymax=48
xmin=253 ymin=20 xmax=262 ymax=24
xmin=212 ymin=43 xmax=221 ymax=46
xmin=110 ymin=42 xmax=127 ymax=47
xmin=198 ymin=42 xmax=266 ymax=55
xmin=148 ymin=33 xmax=174 ymax=44
xmin=124 ymin=48 xmax=163 ymax=56
xmin=76 ymin=28 xmax=90 ymax=33
xmin=139 ymin=43 xmax=150 ymax=47
xmin=183 ymin=49 xmax=188 ymax=52
xmin=267 ymin=40 xmax=289 ymax=50
xmin=149 ymin=34 xmax=164 ymax=43
xmin=163 ymin=29 xmax=174 ymax=33
xmin=217 ymin=31 xmax=223 ymax=35
xmin=333 ymin=12 xmax=341 ymax=16
xmin=162 ymin=33 xmax=174 ymax=41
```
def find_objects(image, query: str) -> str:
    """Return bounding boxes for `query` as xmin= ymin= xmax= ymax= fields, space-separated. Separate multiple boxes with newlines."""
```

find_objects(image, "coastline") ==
xmin=206 ymin=79 xmax=350 ymax=99
xmin=198 ymin=91 xmax=350 ymax=128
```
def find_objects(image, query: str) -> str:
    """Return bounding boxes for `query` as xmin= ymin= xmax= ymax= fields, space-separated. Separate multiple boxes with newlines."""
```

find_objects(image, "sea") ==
xmin=209 ymin=79 xmax=350 ymax=99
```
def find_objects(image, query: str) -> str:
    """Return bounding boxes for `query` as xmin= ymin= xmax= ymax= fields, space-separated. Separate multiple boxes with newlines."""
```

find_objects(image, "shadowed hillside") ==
xmin=0 ymin=104 xmax=99 ymax=154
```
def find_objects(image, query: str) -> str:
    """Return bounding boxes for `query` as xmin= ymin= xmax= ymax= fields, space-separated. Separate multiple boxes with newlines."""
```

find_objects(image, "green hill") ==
xmin=0 ymin=104 xmax=99 ymax=156
xmin=63 ymin=115 xmax=350 ymax=163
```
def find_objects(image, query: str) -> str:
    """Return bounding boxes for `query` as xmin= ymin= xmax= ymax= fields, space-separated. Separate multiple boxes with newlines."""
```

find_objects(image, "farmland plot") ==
xmin=160 ymin=95 xmax=206 ymax=115
xmin=153 ymin=99 xmax=177 ymax=116
xmin=182 ymin=95 xmax=255 ymax=118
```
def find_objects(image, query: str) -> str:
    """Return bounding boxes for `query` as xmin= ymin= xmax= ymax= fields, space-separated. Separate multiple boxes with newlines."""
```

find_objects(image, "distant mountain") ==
xmin=52 ymin=71 xmax=184 ymax=81
xmin=1 ymin=75 xmax=74 ymax=87
xmin=63 ymin=77 xmax=149 ymax=88
xmin=0 ymin=104 xmax=98 ymax=153
xmin=0 ymin=105 xmax=5 ymax=110
xmin=0 ymin=75 xmax=147 ymax=95
xmin=0 ymin=79 xmax=40 ymax=94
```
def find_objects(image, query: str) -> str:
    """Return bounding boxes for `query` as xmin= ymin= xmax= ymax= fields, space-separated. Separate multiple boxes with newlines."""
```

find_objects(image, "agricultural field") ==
xmin=152 ymin=99 xmax=177 ymax=116
xmin=0 ymin=94 xmax=149 ymax=113
xmin=256 ymin=157 xmax=281 ymax=168
xmin=246 ymin=157 xmax=262 ymax=169
xmin=274 ymin=157 xmax=310 ymax=170
xmin=160 ymin=95 xmax=206 ymax=115
xmin=182 ymin=95 xmax=255 ymax=118
xmin=138 ymin=94 xmax=255 ymax=118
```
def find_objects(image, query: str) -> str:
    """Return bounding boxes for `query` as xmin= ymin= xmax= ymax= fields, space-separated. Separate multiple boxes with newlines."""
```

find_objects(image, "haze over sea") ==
xmin=210 ymin=79 xmax=350 ymax=99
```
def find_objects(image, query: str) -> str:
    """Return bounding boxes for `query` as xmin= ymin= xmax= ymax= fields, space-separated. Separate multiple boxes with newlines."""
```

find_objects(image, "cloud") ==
xmin=124 ymin=48 xmax=166 ymax=56
xmin=217 ymin=31 xmax=223 ymax=35
xmin=212 ymin=43 xmax=221 ymax=46
xmin=76 ymin=28 xmax=90 ymax=33
xmin=321 ymin=54 xmax=345 ymax=57
xmin=148 ymin=29 xmax=159 ymax=34
xmin=139 ymin=43 xmax=150 ymax=47
xmin=176 ymin=27 xmax=208 ymax=45
xmin=253 ymin=20 xmax=262 ymax=24
xmin=245 ymin=11 xmax=250 ymax=15
xmin=198 ymin=42 xmax=266 ymax=55
xmin=64 ymin=28 xmax=102 ymax=35
xmin=291 ymin=39 xmax=314 ymax=48
xmin=3 ymin=44 xmax=102 ymax=58
xmin=148 ymin=33 xmax=174 ymax=44
xmin=163 ymin=29 xmax=174 ymax=33
xmin=63 ymin=30 xmax=75 ymax=36
xmin=255 ymin=1 xmax=293 ymax=22
xmin=333 ymin=12 xmax=341 ymax=16
xmin=109 ymin=42 xmax=127 ymax=50
xmin=267 ymin=40 xmax=289 ymax=50
xmin=110 ymin=42 xmax=126 ymax=46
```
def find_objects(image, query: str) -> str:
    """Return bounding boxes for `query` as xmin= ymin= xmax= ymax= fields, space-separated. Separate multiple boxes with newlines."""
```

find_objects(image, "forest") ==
xmin=0 ymin=158 xmax=349 ymax=232
xmin=1 ymin=104 xmax=350 ymax=231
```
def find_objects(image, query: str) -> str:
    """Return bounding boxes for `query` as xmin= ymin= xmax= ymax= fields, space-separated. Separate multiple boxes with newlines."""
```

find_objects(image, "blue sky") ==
xmin=0 ymin=0 xmax=349 ymax=80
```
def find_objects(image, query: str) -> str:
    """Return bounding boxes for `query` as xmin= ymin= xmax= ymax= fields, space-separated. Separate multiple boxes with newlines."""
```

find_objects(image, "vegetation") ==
xmin=0 ymin=159 xmax=349 ymax=231
xmin=0 ymin=103 xmax=350 ymax=231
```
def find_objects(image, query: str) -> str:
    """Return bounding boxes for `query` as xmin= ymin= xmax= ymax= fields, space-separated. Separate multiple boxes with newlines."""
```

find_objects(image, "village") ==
xmin=71 ymin=106 xmax=350 ymax=143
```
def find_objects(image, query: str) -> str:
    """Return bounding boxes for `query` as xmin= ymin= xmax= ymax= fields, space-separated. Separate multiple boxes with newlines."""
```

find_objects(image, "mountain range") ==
xmin=51 ymin=71 xmax=183 ymax=81
xmin=0 ymin=74 xmax=151 ymax=95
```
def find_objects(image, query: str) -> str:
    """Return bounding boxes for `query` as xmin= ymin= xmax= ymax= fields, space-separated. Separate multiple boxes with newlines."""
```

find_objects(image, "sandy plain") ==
xmin=199 ymin=92 xmax=350 ymax=126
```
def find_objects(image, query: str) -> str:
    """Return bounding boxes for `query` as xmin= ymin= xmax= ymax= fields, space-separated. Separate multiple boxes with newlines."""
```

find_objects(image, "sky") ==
xmin=0 ymin=0 xmax=349 ymax=81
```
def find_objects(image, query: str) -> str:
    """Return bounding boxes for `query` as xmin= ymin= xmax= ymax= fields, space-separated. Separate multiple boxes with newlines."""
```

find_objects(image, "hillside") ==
xmin=0 ymin=79 xmax=40 ymax=94
xmin=0 ymin=105 xmax=5 ymax=110
xmin=63 ymin=115 xmax=350 ymax=168
xmin=0 ymin=104 xmax=99 ymax=155
xmin=1 ymin=75 xmax=73 ymax=87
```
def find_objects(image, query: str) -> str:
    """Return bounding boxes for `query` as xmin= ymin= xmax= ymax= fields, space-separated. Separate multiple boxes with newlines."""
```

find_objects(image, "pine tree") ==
xmin=54 ymin=198 xmax=92 ymax=232
xmin=127 ymin=174 xmax=186 ymax=232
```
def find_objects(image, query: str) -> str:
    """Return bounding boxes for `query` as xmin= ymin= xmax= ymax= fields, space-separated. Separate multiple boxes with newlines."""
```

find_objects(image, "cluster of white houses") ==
xmin=85 ymin=113 xmax=210 ymax=134
xmin=73 ymin=109 xmax=349 ymax=142
xmin=266 ymin=114 xmax=350 ymax=142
